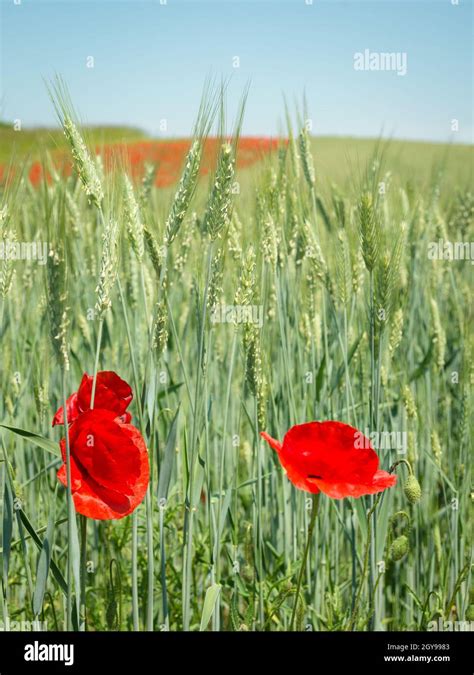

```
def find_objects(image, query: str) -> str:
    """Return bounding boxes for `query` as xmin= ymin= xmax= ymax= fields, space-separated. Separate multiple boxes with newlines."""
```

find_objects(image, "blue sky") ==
xmin=0 ymin=0 xmax=472 ymax=142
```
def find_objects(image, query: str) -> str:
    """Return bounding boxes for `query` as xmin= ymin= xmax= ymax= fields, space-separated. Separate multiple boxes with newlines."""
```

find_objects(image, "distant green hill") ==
xmin=0 ymin=124 xmax=147 ymax=165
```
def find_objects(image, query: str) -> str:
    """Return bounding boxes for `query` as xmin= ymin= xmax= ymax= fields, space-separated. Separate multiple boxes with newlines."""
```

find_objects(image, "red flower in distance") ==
xmin=57 ymin=409 xmax=149 ymax=519
xmin=52 ymin=371 xmax=133 ymax=427
xmin=261 ymin=421 xmax=396 ymax=499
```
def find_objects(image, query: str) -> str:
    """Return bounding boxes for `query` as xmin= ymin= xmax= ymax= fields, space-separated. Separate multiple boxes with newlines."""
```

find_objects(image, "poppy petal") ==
xmin=309 ymin=472 xmax=396 ymax=499
xmin=77 ymin=371 xmax=133 ymax=417
xmin=71 ymin=428 xmax=149 ymax=519
xmin=280 ymin=457 xmax=320 ymax=494
xmin=260 ymin=431 xmax=282 ymax=452
xmin=282 ymin=421 xmax=378 ymax=485
xmin=57 ymin=409 xmax=149 ymax=520
xmin=57 ymin=447 xmax=83 ymax=491
xmin=261 ymin=431 xmax=319 ymax=493
xmin=52 ymin=393 xmax=80 ymax=427
xmin=69 ymin=410 xmax=140 ymax=494
xmin=263 ymin=421 xmax=397 ymax=500
xmin=69 ymin=473 xmax=133 ymax=519
xmin=370 ymin=469 xmax=398 ymax=490
xmin=115 ymin=412 xmax=132 ymax=424
xmin=51 ymin=371 xmax=133 ymax=428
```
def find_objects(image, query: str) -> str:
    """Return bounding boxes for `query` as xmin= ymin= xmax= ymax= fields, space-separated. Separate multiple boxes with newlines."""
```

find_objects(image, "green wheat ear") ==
xmin=143 ymin=226 xmax=164 ymax=280
xmin=165 ymin=139 xmax=203 ymax=245
xmin=430 ymin=297 xmax=446 ymax=370
xmin=234 ymin=245 xmax=256 ymax=310
xmin=152 ymin=301 xmax=168 ymax=359
xmin=402 ymin=384 xmax=418 ymax=420
xmin=335 ymin=229 xmax=351 ymax=308
xmin=95 ymin=217 xmax=119 ymax=318
xmin=165 ymin=80 xmax=220 ymax=246
xmin=245 ymin=324 xmax=267 ymax=429
xmin=50 ymin=79 xmax=103 ymax=207
xmin=261 ymin=210 xmax=279 ymax=269
xmin=0 ymin=207 xmax=16 ymax=299
xmin=202 ymin=142 xmax=235 ymax=241
xmin=63 ymin=116 xmax=104 ymax=208
xmin=207 ymin=246 xmax=224 ymax=312
xmin=139 ymin=162 xmax=157 ymax=208
xmin=431 ymin=430 xmax=442 ymax=467
xmin=46 ymin=245 xmax=70 ymax=372
xmin=389 ymin=307 xmax=404 ymax=355
xmin=123 ymin=174 xmax=144 ymax=262
xmin=359 ymin=192 xmax=380 ymax=272
xmin=228 ymin=211 xmax=243 ymax=261
xmin=299 ymin=126 xmax=315 ymax=188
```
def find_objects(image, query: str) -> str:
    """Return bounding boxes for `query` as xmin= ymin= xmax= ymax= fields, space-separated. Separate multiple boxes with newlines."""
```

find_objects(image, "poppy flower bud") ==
xmin=404 ymin=474 xmax=422 ymax=504
xmin=390 ymin=535 xmax=409 ymax=561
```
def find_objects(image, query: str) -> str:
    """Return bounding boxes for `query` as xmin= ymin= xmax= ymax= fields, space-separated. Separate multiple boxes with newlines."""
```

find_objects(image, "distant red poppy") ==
xmin=5 ymin=137 xmax=280 ymax=190
xmin=57 ymin=409 xmax=149 ymax=519
xmin=52 ymin=371 xmax=132 ymax=427
xmin=261 ymin=421 xmax=396 ymax=499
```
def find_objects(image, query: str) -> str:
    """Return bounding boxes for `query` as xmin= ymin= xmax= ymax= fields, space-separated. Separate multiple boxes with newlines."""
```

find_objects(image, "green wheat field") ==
xmin=0 ymin=87 xmax=472 ymax=633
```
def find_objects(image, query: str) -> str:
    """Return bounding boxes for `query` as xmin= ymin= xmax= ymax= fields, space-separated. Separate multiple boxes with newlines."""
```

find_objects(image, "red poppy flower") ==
xmin=52 ymin=371 xmax=133 ymax=426
xmin=261 ymin=421 xmax=396 ymax=499
xmin=57 ymin=409 xmax=149 ymax=519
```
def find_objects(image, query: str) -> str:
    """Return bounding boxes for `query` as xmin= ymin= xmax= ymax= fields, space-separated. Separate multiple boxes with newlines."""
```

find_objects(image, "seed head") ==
xmin=431 ymin=431 xmax=442 ymax=467
xmin=46 ymin=248 xmax=70 ymax=371
xmin=262 ymin=212 xmax=278 ymax=268
xmin=390 ymin=535 xmax=409 ymax=561
xmin=303 ymin=219 xmax=328 ymax=288
xmin=430 ymin=297 xmax=446 ymax=370
xmin=165 ymin=140 xmax=202 ymax=245
xmin=63 ymin=115 xmax=103 ymax=208
xmin=202 ymin=142 xmax=235 ymax=241
xmin=299 ymin=126 xmax=315 ymax=188
xmin=466 ymin=605 xmax=474 ymax=622
xmin=95 ymin=218 xmax=118 ymax=317
xmin=234 ymin=246 xmax=256 ymax=309
xmin=207 ymin=247 xmax=224 ymax=312
xmin=144 ymin=226 xmax=165 ymax=281
xmin=359 ymin=193 xmax=379 ymax=272
xmin=404 ymin=474 xmax=422 ymax=504
xmin=152 ymin=301 xmax=168 ymax=359
xmin=402 ymin=385 xmax=418 ymax=420
xmin=0 ymin=227 xmax=16 ymax=298
xmin=139 ymin=162 xmax=156 ymax=208
xmin=389 ymin=308 xmax=403 ymax=354
xmin=123 ymin=174 xmax=144 ymax=261
xmin=336 ymin=229 xmax=351 ymax=308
